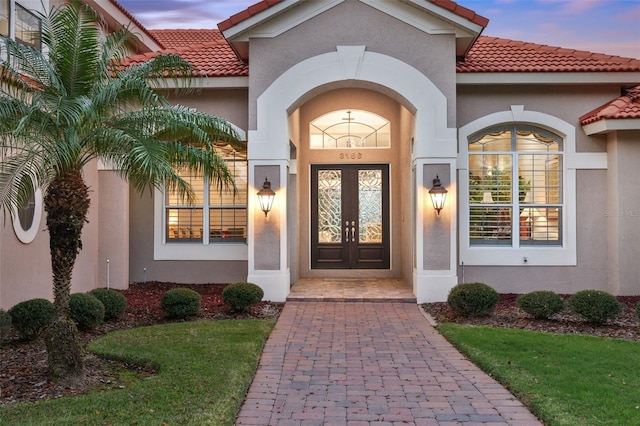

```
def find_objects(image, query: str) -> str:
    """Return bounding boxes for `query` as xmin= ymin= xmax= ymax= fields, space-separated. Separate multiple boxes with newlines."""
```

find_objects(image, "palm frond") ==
xmin=115 ymin=53 xmax=198 ymax=94
xmin=0 ymin=36 xmax=63 ymax=99
xmin=0 ymin=145 xmax=50 ymax=214
xmin=42 ymin=0 xmax=103 ymax=97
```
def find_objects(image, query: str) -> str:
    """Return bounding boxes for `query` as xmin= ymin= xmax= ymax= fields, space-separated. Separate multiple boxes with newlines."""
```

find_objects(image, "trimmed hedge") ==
xmin=8 ymin=298 xmax=55 ymax=340
xmin=70 ymin=293 xmax=105 ymax=330
xmin=516 ymin=291 xmax=565 ymax=319
xmin=0 ymin=309 xmax=11 ymax=345
xmin=568 ymin=290 xmax=622 ymax=324
xmin=447 ymin=282 xmax=499 ymax=318
xmin=90 ymin=288 xmax=127 ymax=320
xmin=222 ymin=282 xmax=264 ymax=313
xmin=161 ymin=288 xmax=201 ymax=319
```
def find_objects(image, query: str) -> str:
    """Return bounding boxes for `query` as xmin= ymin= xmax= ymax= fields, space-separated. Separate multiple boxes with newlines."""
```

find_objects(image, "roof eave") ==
xmin=457 ymin=72 xmax=640 ymax=85
xmin=582 ymin=119 xmax=640 ymax=135
xmin=84 ymin=0 xmax=164 ymax=52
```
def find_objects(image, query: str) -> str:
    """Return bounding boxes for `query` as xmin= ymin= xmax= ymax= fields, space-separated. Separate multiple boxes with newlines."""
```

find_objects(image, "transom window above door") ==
xmin=310 ymin=109 xmax=390 ymax=149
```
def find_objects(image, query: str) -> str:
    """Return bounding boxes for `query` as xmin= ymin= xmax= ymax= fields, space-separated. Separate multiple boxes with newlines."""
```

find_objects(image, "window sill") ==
xmin=153 ymin=241 xmax=248 ymax=261
xmin=460 ymin=245 xmax=576 ymax=266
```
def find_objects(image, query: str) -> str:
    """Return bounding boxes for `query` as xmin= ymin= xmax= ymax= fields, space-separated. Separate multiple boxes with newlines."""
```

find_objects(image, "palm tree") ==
xmin=0 ymin=1 xmax=239 ymax=379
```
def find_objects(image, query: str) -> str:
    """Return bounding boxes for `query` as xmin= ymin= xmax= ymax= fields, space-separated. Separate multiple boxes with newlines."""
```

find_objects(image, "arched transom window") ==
xmin=468 ymin=125 xmax=563 ymax=246
xmin=310 ymin=109 xmax=390 ymax=149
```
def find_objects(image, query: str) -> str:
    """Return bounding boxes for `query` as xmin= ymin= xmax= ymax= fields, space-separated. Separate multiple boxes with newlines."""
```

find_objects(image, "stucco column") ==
xmin=606 ymin=131 xmax=640 ymax=295
xmin=413 ymin=160 xmax=458 ymax=302
xmin=97 ymin=169 xmax=129 ymax=290
xmin=247 ymin=161 xmax=290 ymax=301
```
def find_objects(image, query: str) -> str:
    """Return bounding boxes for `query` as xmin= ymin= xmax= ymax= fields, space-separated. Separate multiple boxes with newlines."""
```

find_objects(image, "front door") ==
xmin=311 ymin=164 xmax=390 ymax=269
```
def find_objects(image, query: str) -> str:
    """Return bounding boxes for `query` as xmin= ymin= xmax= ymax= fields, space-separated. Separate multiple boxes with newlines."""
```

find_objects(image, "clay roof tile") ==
xmin=580 ymin=85 xmax=640 ymax=125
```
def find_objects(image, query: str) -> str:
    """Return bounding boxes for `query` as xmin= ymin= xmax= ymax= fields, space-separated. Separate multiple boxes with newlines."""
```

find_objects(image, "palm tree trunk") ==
xmin=43 ymin=171 xmax=91 ymax=380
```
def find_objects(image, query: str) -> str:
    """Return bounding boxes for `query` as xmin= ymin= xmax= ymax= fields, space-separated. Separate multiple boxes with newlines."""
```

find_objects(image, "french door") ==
xmin=311 ymin=164 xmax=389 ymax=269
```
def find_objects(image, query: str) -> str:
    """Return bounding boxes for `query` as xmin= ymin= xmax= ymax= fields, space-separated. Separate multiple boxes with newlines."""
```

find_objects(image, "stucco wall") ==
xmin=423 ymin=164 xmax=451 ymax=271
xmin=0 ymin=162 xmax=100 ymax=310
xmin=128 ymin=188 xmax=247 ymax=284
xmin=247 ymin=0 xmax=456 ymax=130
xmin=457 ymin=85 xmax=615 ymax=153
xmin=456 ymin=85 xmax=614 ymax=294
xmin=98 ymin=170 xmax=129 ymax=290
xmin=165 ymin=89 xmax=248 ymax=133
xmin=606 ymin=130 xmax=640 ymax=295
xmin=127 ymin=88 xmax=249 ymax=285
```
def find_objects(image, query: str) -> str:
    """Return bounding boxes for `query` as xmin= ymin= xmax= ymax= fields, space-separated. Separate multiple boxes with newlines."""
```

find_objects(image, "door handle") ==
xmin=345 ymin=221 xmax=350 ymax=242
xmin=351 ymin=223 xmax=356 ymax=242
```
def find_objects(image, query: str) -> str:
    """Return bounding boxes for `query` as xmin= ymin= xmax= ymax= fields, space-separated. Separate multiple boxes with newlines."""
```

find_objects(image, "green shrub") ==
xmin=8 ymin=298 xmax=55 ymax=339
xmin=516 ymin=291 xmax=565 ymax=319
xmin=161 ymin=288 xmax=201 ymax=319
xmin=70 ymin=293 xmax=105 ymax=330
xmin=0 ymin=309 xmax=11 ymax=344
xmin=222 ymin=282 xmax=264 ymax=313
xmin=568 ymin=290 xmax=622 ymax=324
xmin=447 ymin=282 xmax=499 ymax=318
xmin=90 ymin=288 xmax=127 ymax=320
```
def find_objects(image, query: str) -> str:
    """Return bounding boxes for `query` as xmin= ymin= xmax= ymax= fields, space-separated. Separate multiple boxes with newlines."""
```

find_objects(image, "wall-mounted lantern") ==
xmin=428 ymin=175 xmax=448 ymax=215
xmin=257 ymin=177 xmax=276 ymax=217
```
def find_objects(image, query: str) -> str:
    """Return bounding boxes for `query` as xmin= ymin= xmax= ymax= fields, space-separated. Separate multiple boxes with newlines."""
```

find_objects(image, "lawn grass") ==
xmin=0 ymin=319 xmax=274 ymax=425
xmin=438 ymin=323 xmax=640 ymax=426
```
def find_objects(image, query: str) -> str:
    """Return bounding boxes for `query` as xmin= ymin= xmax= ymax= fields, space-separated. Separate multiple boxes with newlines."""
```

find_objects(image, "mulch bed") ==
xmin=1 ymin=286 xmax=639 ymax=406
xmin=421 ymin=293 xmax=640 ymax=340
xmin=0 ymin=282 xmax=283 ymax=406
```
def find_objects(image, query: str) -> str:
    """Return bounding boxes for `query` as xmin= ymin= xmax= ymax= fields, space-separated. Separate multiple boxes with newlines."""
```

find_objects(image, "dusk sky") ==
xmin=117 ymin=0 xmax=640 ymax=59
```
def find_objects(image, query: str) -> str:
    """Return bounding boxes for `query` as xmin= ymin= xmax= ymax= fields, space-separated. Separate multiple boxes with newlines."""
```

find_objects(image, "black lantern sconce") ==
xmin=428 ymin=175 xmax=448 ymax=215
xmin=257 ymin=177 xmax=276 ymax=217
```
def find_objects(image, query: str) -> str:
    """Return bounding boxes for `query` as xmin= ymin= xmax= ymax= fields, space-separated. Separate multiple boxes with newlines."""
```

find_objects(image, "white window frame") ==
xmin=12 ymin=186 xmax=42 ymax=244
xmin=154 ymin=155 xmax=248 ymax=261
xmin=154 ymin=185 xmax=248 ymax=261
xmin=458 ymin=106 xmax=578 ymax=266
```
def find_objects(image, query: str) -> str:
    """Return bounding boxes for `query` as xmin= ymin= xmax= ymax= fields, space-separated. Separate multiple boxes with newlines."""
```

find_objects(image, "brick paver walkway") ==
xmin=236 ymin=302 xmax=541 ymax=425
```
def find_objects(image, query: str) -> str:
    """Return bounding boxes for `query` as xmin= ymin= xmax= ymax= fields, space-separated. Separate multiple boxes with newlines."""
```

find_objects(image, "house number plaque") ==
xmin=339 ymin=152 xmax=363 ymax=160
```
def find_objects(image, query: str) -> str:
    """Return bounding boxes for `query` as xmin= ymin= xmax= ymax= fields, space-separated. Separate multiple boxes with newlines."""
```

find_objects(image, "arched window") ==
xmin=468 ymin=125 xmax=563 ymax=246
xmin=458 ymin=107 xmax=579 ymax=266
xmin=309 ymin=109 xmax=390 ymax=149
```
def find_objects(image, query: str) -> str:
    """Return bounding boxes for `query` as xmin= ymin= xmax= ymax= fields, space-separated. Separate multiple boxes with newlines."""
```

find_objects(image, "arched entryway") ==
xmin=247 ymin=46 xmax=458 ymax=303
xmin=293 ymin=88 xmax=410 ymax=279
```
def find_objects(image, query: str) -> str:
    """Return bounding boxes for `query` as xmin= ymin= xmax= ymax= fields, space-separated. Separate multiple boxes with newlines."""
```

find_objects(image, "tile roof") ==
xmin=218 ymin=0 xmax=488 ymax=32
xmin=218 ymin=0 xmax=284 ymax=32
xmin=121 ymin=29 xmax=640 ymax=79
xmin=458 ymin=37 xmax=640 ymax=73
xmin=120 ymin=29 xmax=248 ymax=77
xmin=428 ymin=0 xmax=489 ymax=27
xmin=150 ymin=29 xmax=226 ymax=49
xmin=580 ymin=86 xmax=640 ymax=125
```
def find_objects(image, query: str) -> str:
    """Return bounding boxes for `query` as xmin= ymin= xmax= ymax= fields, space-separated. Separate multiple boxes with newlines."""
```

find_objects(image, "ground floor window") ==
xmin=165 ymin=144 xmax=247 ymax=244
xmin=468 ymin=125 xmax=563 ymax=247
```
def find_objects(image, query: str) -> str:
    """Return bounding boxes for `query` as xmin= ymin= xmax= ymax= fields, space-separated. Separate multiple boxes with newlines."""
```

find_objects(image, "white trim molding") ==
xmin=583 ymin=118 xmax=640 ymax=136
xmin=153 ymin=188 xmax=248 ymax=261
xmin=458 ymin=72 xmax=640 ymax=86
xmin=458 ymin=106 xmax=585 ymax=266
xmin=251 ymin=45 xmax=456 ymax=301
xmin=12 ymin=187 xmax=43 ymax=244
